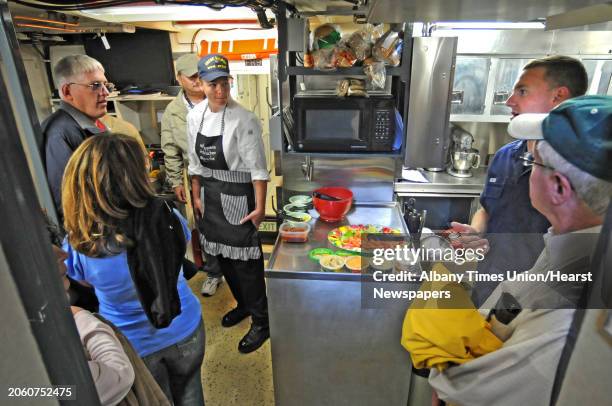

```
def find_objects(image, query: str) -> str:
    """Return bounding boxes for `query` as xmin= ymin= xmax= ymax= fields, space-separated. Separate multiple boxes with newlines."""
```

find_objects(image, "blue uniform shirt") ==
xmin=473 ymin=140 xmax=551 ymax=305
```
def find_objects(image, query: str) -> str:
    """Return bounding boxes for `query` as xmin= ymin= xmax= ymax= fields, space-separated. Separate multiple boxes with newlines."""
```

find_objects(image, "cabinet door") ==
xmin=451 ymin=56 xmax=490 ymax=115
xmin=490 ymin=58 xmax=530 ymax=116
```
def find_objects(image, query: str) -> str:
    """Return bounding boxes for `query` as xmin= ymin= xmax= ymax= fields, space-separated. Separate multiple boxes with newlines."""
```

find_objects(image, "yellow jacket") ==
xmin=401 ymin=264 xmax=502 ymax=371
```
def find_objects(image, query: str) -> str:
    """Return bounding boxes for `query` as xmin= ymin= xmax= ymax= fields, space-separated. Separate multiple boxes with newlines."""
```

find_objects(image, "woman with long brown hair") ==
xmin=62 ymin=133 xmax=205 ymax=405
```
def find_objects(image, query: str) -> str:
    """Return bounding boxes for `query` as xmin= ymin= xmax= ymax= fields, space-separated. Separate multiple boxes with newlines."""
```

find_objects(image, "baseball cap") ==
xmin=507 ymin=95 xmax=612 ymax=181
xmin=175 ymin=54 xmax=199 ymax=77
xmin=198 ymin=54 xmax=230 ymax=82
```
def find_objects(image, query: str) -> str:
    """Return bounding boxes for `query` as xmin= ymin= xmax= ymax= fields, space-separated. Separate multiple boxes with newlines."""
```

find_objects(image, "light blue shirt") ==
xmin=65 ymin=210 xmax=202 ymax=357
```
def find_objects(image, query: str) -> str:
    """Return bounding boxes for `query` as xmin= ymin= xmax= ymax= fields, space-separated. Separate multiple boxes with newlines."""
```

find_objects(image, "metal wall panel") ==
xmin=367 ymin=0 xmax=610 ymax=25
xmin=281 ymin=153 xmax=397 ymax=203
xmin=404 ymin=36 xmax=457 ymax=169
xmin=446 ymin=30 xmax=612 ymax=56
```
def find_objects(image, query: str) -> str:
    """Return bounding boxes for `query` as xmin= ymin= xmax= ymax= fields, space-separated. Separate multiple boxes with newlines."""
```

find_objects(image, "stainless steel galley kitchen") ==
xmin=1 ymin=1 xmax=612 ymax=406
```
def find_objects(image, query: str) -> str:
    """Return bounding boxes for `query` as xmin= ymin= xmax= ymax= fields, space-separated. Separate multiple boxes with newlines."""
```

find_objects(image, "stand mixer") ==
xmin=447 ymin=126 xmax=480 ymax=178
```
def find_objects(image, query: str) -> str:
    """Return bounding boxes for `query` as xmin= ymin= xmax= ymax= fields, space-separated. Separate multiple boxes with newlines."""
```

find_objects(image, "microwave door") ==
xmin=299 ymin=108 xmax=368 ymax=152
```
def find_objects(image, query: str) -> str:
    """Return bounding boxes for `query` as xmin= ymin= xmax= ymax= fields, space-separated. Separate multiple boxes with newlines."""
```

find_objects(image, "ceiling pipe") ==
xmin=15 ymin=23 xmax=79 ymax=32
xmin=14 ymin=15 xmax=80 ymax=26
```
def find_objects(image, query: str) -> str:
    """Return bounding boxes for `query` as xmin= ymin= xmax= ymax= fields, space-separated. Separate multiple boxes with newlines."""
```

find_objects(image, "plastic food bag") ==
xmin=364 ymin=61 xmax=386 ymax=90
xmin=346 ymin=25 xmax=374 ymax=61
xmin=336 ymin=79 xmax=349 ymax=97
xmin=312 ymin=48 xmax=335 ymax=70
xmin=333 ymin=45 xmax=357 ymax=68
xmin=347 ymin=78 xmax=366 ymax=97
xmin=312 ymin=24 xmax=341 ymax=50
xmin=372 ymin=29 xmax=403 ymax=66
xmin=371 ymin=24 xmax=386 ymax=42
xmin=336 ymin=78 xmax=366 ymax=97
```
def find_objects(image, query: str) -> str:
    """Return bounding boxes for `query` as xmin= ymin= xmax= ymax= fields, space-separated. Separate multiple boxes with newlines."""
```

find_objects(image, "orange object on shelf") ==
xmin=199 ymin=38 xmax=278 ymax=61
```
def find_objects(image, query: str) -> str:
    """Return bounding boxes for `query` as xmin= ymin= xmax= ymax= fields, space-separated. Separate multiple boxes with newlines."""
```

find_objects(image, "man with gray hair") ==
xmin=427 ymin=95 xmax=611 ymax=406
xmin=42 ymin=54 xmax=113 ymax=216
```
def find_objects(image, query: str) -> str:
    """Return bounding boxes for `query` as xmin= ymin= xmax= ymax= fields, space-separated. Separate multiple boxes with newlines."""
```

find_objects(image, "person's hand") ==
xmin=173 ymin=185 xmax=187 ymax=203
xmin=449 ymin=221 xmax=490 ymax=253
xmin=240 ymin=208 xmax=265 ymax=229
xmin=70 ymin=306 xmax=84 ymax=315
xmin=193 ymin=197 xmax=203 ymax=219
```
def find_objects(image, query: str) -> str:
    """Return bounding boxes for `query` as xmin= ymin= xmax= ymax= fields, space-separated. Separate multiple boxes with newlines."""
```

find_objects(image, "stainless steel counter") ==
xmin=394 ymin=167 xmax=487 ymax=195
xmin=265 ymin=203 xmax=422 ymax=406
xmin=266 ymin=202 xmax=408 ymax=281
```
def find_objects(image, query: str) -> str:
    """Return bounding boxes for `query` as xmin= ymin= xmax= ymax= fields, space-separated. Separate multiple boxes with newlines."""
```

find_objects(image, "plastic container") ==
xmin=345 ymin=256 xmax=363 ymax=273
xmin=312 ymin=187 xmax=353 ymax=222
xmin=289 ymin=195 xmax=313 ymax=205
xmin=309 ymin=248 xmax=334 ymax=262
xmin=285 ymin=211 xmax=312 ymax=222
xmin=279 ymin=222 xmax=311 ymax=243
xmin=283 ymin=203 xmax=308 ymax=213
xmin=319 ymin=254 xmax=346 ymax=272
xmin=367 ymin=257 xmax=394 ymax=274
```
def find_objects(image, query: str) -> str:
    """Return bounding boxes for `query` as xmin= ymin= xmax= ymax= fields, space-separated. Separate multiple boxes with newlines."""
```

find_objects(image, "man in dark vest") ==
xmin=42 ymin=54 xmax=112 ymax=217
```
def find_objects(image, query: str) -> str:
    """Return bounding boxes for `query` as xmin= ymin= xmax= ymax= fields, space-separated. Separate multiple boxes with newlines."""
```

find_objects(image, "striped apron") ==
xmin=195 ymin=104 xmax=261 ymax=261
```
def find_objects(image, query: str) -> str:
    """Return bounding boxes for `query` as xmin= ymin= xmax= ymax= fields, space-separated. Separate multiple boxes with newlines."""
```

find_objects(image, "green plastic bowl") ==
xmin=308 ymin=248 xmax=334 ymax=262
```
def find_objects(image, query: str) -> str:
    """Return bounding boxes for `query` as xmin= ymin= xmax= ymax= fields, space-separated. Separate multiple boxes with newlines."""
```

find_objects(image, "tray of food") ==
xmin=327 ymin=224 xmax=401 ymax=253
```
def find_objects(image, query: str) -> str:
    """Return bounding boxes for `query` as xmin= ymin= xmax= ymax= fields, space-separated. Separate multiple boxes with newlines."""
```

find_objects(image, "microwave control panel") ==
xmin=372 ymin=109 xmax=394 ymax=151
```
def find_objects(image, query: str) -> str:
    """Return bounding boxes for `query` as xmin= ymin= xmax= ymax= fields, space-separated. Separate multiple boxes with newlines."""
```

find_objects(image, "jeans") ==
xmin=143 ymin=319 xmax=206 ymax=405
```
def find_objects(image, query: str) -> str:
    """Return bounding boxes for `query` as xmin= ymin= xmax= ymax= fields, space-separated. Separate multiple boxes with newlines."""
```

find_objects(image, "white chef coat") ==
xmin=187 ymin=99 xmax=269 ymax=182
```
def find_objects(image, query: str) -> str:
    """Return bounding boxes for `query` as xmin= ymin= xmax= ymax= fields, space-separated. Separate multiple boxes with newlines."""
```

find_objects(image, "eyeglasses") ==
xmin=68 ymin=81 xmax=116 ymax=93
xmin=517 ymin=152 xmax=556 ymax=171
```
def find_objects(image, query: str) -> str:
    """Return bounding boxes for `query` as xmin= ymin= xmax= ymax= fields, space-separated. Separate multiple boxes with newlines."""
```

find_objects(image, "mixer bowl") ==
xmin=451 ymin=150 xmax=480 ymax=171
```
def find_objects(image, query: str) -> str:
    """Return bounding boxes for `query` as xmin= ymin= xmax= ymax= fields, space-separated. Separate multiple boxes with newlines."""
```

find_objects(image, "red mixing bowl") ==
xmin=313 ymin=187 xmax=353 ymax=222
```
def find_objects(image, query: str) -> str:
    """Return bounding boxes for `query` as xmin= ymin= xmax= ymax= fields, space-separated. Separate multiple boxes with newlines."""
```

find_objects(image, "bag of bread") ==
xmin=333 ymin=45 xmax=357 ymax=68
xmin=336 ymin=79 xmax=350 ymax=97
xmin=372 ymin=29 xmax=403 ymax=66
xmin=312 ymin=24 xmax=341 ymax=50
xmin=364 ymin=61 xmax=386 ymax=90
xmin=346 ymin=24 xmax=375 ymax=61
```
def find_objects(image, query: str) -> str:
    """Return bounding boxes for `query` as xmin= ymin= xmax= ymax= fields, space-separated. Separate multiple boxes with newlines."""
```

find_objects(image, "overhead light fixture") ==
xmin=82 ymin=5 xmax=257 ymax=23
xmin=173 ymin=19 xmax=261 ymax=29
xmin=432 ymin=21 xmax=546 ymax=30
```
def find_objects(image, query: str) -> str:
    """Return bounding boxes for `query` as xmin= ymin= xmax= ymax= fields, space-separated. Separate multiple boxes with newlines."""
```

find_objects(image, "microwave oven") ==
xmin=292 ymin=95 xmax=396 ymax=152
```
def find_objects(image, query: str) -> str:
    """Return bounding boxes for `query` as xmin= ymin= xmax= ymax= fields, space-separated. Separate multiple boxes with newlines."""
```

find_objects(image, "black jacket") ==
xmin=41 ymin=103 xmax=106 ymax=215
xmin=125 ymin=198 xmax=187 ymax=328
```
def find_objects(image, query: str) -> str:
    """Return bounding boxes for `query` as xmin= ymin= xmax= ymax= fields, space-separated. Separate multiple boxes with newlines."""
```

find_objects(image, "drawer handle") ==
xmin=493 ymin=91 xmax=510 ymax=105
xmin=451 ymin=90 xmax=464 ymax=105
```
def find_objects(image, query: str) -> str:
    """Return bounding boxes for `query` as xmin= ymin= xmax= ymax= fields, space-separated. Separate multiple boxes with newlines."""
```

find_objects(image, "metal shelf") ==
xmin=286 ymin=66 xmax=404 ymax=76
xmin=284 ymin=150 xmax=402 ymax=158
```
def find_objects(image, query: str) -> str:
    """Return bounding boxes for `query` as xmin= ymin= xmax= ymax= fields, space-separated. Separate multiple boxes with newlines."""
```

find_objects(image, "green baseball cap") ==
xmin=175 ymin=54 xmax=199 ymax=77
xmin=508 ymin=95 xmax=612 ymax=181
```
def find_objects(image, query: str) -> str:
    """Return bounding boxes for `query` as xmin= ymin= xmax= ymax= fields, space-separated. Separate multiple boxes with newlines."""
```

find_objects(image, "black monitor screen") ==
xmin=84 ymin=29 xmax=176 ymax=91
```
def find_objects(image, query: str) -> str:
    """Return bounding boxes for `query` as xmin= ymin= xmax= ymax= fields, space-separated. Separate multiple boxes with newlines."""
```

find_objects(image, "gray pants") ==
xmin=203 ymin=252 xmax=222 ymax=278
